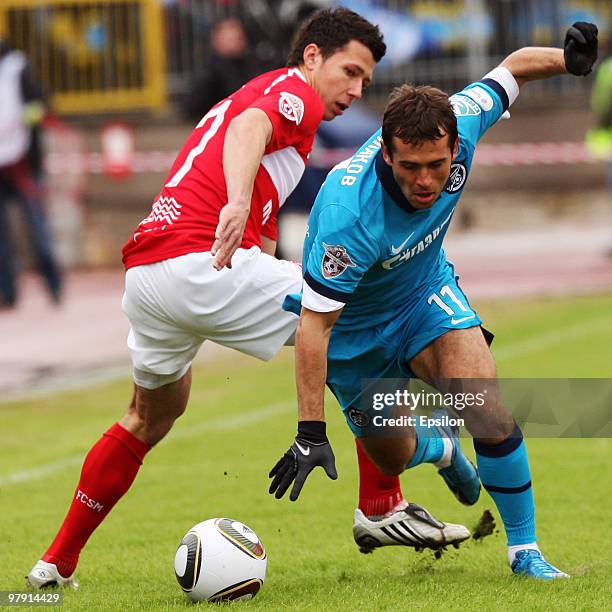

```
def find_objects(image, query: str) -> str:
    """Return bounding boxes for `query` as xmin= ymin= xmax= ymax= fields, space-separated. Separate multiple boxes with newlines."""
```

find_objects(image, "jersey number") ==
xmin=165 ymin=99 xmax=233 ymax=188
xmin=427 ymin=285 xmax=467 ymax=315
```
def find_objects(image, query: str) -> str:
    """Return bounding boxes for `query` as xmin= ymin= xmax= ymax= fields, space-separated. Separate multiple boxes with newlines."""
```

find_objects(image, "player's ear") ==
xmin=381 ymin=140 xmax=393 ymax=165
xmin=451 ymin=136 xmax=459 ymax=160
xmin=303 ymin=43 xmax=322 ymax=70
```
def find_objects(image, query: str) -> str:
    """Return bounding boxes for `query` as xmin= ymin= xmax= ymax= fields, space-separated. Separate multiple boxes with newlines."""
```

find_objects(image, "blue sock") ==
xmin=406 ymin=422 xmax=445 ymax=468
xmin=474 ymin=424 xmax=536 ymax=546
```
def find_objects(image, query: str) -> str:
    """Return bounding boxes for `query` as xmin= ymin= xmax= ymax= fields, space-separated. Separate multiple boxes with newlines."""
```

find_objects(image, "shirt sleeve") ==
xmin=450 ymin=67 xmax=519 ymax=147
xmin=250 ymin=79 xmax=323 ymax=151
xmin=303 ymin=203 xmax=379 ymax=311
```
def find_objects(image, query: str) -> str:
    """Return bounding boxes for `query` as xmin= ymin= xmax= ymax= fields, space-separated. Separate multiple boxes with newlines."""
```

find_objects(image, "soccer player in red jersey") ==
xmin=27 ymin=9 xmax=465 ymax=589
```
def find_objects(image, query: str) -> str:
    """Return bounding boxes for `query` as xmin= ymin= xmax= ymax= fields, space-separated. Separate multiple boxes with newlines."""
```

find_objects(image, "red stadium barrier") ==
xmin=45 ymin=142 xmax=606 ymax=176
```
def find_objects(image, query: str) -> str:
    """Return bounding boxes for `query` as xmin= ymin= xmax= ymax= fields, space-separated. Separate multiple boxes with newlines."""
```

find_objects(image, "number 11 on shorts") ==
xmin=427 ymin=285 xmax=474 ymax=325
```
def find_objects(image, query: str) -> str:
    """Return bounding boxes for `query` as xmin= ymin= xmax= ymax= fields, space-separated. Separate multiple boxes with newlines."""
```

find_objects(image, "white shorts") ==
xmin=122 ymin=248 xmax=302 ymax=388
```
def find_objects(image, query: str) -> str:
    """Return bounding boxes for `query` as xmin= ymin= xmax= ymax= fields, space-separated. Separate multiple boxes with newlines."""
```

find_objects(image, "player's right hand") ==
xmin=268 ymin=421 xmax=337 ymax=502
xmin=211 ymin=201 xmax=250 ymax=270
xmin=564 ymin=22 xmax=598 ymax=76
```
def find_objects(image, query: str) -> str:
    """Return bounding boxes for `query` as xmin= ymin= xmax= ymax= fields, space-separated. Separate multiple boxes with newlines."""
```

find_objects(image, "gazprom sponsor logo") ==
xmin=381 ymin=210 xmax=453 ymax=270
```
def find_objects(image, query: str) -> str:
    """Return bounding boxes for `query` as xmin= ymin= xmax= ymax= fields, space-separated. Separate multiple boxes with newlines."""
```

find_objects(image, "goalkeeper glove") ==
xmin=564 ymin=22 xmax=598 ymax=76
xmin=268 ymin=421 xmax=337 ymax=501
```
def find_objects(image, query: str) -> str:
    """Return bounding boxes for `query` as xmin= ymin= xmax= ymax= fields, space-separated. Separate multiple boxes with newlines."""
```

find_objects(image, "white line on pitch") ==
xmin=166 ymin=402 xmax=292 ymax=441
xmin=0 ymin=365 xmax=132 ymax=404
xmin=0 ymin=455 xmax=85 ymax=488
xmin=0 ymin=402 xmax=292 ymax=488
xmin=493 ymin=317 xmax=611 ymax=361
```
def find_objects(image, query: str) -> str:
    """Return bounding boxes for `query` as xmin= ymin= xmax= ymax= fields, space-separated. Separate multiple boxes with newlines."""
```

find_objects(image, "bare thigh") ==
xmin=410 ymin=327 xmax=514 ymax=443
xmin=359 ymin=327 xmax=514 ymax=470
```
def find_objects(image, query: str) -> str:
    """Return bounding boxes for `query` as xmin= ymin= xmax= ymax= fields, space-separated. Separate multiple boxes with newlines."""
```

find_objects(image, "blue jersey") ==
xmin=298 ymin=76 xmax=512 ymax=331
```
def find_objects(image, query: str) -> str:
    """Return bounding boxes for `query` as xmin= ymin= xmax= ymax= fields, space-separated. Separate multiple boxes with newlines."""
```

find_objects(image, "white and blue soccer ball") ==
xmin=174 ymin=518 xmax=267 ymax=603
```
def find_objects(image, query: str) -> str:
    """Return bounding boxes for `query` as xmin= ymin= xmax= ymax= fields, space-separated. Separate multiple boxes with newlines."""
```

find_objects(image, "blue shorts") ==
xmin=326 ymin=263 xmax=482 ymax=436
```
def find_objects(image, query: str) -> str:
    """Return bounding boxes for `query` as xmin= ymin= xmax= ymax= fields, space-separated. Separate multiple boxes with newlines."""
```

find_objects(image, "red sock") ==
xmin=356 ymin=439 xmax=403 ymax=517
xmin=43 ymin=423 xmax=150 ymax=577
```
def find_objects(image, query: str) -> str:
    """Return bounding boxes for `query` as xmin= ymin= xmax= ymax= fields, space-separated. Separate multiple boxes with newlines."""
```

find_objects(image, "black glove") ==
xmin=268 ymin=421 xmax=337 ymax=501
xmin=564 ymin=22 xmax=598 ymax=76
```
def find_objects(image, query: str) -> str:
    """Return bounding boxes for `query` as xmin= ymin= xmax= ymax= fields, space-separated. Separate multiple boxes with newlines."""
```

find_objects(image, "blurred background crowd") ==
xmin=0 ymin=0 xmax=610 ymax=309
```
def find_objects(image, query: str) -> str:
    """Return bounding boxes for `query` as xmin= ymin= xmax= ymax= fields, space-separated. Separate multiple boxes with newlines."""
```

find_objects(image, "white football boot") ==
xmin=353 ymin=503 xmax=471 ymax=554
xmin=26 ymin=560 xmax=79 ymax=590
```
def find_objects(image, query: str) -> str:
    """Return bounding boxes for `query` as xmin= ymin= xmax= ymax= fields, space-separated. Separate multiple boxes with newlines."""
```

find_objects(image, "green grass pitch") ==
xmin=1 ymin=293 xmax=611 ymax=610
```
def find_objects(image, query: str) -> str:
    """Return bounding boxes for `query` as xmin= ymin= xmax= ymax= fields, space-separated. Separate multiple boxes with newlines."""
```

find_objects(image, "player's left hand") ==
xmin=211 ymin=201 xmax=250 ymax=270
xmin=268 ymin=421 xmax=337 ymax=501
xmin=564 ymin=22 xmax=598 ymax=76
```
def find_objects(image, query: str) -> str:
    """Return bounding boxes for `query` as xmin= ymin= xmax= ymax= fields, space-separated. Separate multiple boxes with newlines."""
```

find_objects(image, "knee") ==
xmin=473 ymin=414 xmax=516 ymax=446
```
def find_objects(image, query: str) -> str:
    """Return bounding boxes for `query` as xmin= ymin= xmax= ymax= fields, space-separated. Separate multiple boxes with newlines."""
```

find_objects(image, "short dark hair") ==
xmin=382 ymin=84 xmax=458 ymax=157
xmin=287 ymin=7 xmax=386 ymax=67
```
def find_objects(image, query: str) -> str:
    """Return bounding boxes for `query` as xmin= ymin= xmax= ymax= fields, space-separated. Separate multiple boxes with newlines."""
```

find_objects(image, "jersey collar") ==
xmin=291 ymin=67 xmax=308 ymax=83
xmin=375 ymin=150 xmax=418 ymax=214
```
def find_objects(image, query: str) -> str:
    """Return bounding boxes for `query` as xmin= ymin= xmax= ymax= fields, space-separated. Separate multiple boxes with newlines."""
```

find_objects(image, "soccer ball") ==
xmin=174 ymin=518 xmax=267 ymax=603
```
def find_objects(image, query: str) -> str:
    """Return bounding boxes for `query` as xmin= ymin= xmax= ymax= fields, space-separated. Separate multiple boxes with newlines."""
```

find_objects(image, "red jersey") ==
xmin=122 ymin=68 xmax=324 ymax=269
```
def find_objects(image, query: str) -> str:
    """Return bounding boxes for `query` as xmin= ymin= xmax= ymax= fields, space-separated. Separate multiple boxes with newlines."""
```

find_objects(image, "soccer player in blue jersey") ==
xmin=269 ymin=23 xmax=598 ymax=579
